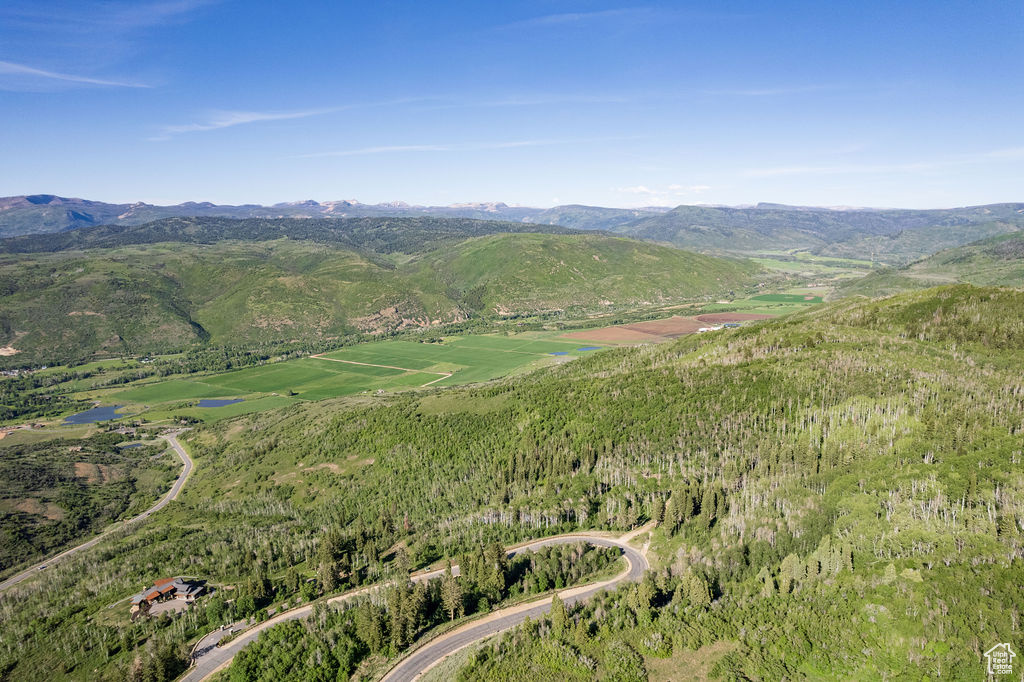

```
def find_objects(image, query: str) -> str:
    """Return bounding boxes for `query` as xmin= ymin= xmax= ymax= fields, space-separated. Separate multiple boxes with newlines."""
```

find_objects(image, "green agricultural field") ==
xmin=113 ymin=379 xmax=232 ymax=403
xmin=317 ymin=334 xmax=590 ymax=386
xmin=750 ymin=293 xmax=823 ymax=303
xmin=86 ymin=332 xmax=598 ymax=422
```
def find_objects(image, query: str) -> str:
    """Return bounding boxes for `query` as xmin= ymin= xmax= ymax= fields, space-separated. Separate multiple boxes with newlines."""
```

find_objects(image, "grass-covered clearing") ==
xmin=63 ymin=332 xmax=595 ymax=423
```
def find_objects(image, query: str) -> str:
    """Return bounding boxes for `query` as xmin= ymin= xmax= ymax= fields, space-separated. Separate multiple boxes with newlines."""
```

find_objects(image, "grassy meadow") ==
xmin=51 ymin=332 xmax=602 ymax=423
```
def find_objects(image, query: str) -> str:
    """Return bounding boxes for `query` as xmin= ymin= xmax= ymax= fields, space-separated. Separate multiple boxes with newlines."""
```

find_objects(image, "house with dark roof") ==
xmin=130 ymin=577 xmax=204 ymax=620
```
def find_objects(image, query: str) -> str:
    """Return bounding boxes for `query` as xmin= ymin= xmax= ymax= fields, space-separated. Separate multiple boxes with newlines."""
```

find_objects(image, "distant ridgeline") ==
xmin=833 ymin=229 xmax=1024 ymax=298
xmin=0 ymin=215 xmax=585 ymax=254
xmin=2 ymin=195 xmax=1023 ymax=264
xmin=613 ymin=202 xmax=1024 ymax=264
xmin=0 ymin=217 xmax=763 ymax=364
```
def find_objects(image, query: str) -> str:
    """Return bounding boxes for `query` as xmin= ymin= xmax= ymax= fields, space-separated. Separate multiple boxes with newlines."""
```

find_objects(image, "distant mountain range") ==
xmin=2 ymin=194 xmax=1024 ymax=264
xmin=0 ymin=194 xmax=667 ymax=238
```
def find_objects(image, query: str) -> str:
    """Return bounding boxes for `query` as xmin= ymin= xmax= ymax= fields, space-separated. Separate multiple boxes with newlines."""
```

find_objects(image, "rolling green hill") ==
xmin=3 ymin=284 xmax=1021 ymax=680
xmin=834 ymin=230 xmax=1024 ymax=298
xmin=618 ymin=202 xmax=1024 ymax=263
xmin=0 ymin=221 xmax=764 ymax=364
xmin=410 ymin=232 xmax=759 ymax=314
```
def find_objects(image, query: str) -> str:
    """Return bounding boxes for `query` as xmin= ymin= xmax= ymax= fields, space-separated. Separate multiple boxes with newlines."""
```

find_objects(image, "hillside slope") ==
xmin=3 ymin=285 xmax=1021 ymax=680
xmin=619 ymin=202 xmax=1024 ymax=262
xmin=410 ymin=232 xmax=759 ymax=314
xmin=0 ymin=215 xmax=582 ymax=255
xmin=834 ymin=230 xmax=1024 ymax=298
xmin=0 ymin=224 xmax=763 ymax=363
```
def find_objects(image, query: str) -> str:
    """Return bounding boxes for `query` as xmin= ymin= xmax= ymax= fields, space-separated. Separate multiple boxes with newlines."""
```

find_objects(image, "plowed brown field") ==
xmin=561 ymin=315 xmax=720 ymax=344
xmin=695 ymin=313 xmax=774 ymax=324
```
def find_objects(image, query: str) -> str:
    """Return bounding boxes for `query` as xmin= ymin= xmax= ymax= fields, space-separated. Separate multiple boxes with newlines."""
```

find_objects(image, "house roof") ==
xmin=130 ymin=576 xmax=203 ymax=603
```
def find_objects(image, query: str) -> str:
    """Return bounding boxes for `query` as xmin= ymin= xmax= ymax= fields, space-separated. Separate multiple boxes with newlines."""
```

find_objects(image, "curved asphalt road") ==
xmin=0 ymin=430 xmax=193 ymax=594
xmin=182 ymin=532 xmax=648 ymax=682
xmin=381 ymin=535 xmax=647 ymax=682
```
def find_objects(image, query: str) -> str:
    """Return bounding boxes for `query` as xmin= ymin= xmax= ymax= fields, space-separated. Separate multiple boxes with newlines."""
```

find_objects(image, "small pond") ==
xmin=63 ymin=405 xmax=124 ymax=424
xmin=197 ymin=398 xmax=244 ymax=408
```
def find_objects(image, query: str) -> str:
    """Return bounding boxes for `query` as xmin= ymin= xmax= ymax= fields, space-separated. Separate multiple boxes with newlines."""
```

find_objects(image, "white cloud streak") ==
xmin=0 ymin=60 xmax=149 ymax=88
xmin=152 ymin=108 xmax=334 ymax=139
xmin=704 ymin=85 xmax=836 ymax=97
xmin=296 ymin=136 xmax=640 ymax=159
xmin=615 ymin=183 xmax=712 ymax=206
xmin=743 ymin=146 xmax=1024 ymax=178
xmin=514 ymin=8 xmax=656 ymax=26
xmin=1 ymin=0 xmax=216 ymax=34
xmin=153 ymin=97 xmax=438 ymax=140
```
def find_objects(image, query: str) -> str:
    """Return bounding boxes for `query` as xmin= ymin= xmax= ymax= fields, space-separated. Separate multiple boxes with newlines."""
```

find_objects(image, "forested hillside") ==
xmin=618 ymin=202 xmax=1024 ymax=263
xmin=0 ymin=220 xmax=762 ymax=364
xmin=0 ymin=284 xmax=1020 ymax=680
xmin=834 ymin=230 xmax=1024 ymax=298
xmin=0 ymin=215 xmax=579 ymax=255
xmin=410 ymin=232 xmax=759 ymax=314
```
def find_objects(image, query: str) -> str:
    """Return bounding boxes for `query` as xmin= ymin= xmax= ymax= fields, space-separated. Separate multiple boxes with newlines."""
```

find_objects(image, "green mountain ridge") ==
xmin=834 ymin=230 xmax=1024 ymax=298
xmin=618 ymin=202 xmax=1024 ymax=263
xmin=0 ymin=220 xmax=762 ymax=364
xmin=3 ymin=284 xmax=1021 ymax=680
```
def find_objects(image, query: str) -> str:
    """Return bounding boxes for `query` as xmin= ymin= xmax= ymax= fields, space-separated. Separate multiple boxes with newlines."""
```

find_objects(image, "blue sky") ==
xmin=1 ymin=1 xmax=1022 ymax=208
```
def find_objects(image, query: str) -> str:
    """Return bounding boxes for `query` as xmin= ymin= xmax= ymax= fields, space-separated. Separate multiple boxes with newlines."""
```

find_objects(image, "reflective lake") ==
xmin=197 ymin=398 xmax=244 ymax=408
xmin=63 ymin=405 xmax=123 ymax=424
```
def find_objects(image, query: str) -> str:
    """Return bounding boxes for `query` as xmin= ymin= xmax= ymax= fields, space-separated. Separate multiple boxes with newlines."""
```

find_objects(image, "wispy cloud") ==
xmin=152 ymin=108 xmax=335 ymax=140
xmin=1 ymin=0 xmax=216 ymax=34
xmin=619 ymin=184 xmax=711 ymax=195
xmin=154 ymin=97 xmax=436 ymax=140
xmin=499 ymin=7 xmax=744 ymax=31
xmin=473 ymin=93 xmax=633 ymax=107
xmin=510 ymin=7 xmax=658 ymax=27
xmin=704 ymin=84 xmax=837 ymax=97
xmin=1 ymin=1 xmax=215 ymax=90
xmin=984 ymin=146 xmax=1024 ymax=160
xmin=301 ymin=144 xmax=451 ymax=158
xmin=743 ymin=146 xmax=1024 ymax=178
xmin=297 ymin=136 xmax=639 ymax=159
xmin=0 ymin=60 xmax=149 ymax=88
xmin=742 ymin=162 xmax=937 ymax=178
xmin=615 ymin=183 xmax=711 ymax=206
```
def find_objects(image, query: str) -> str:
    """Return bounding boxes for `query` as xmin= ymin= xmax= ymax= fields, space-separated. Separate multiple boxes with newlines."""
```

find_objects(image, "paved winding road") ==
xmin=0 ymin=430 xmax=193 ymax=593
xmin=381 ymin=535 xmax=648 ymax=682
xmin=181 ymin=531 xmax=649 ymax=682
